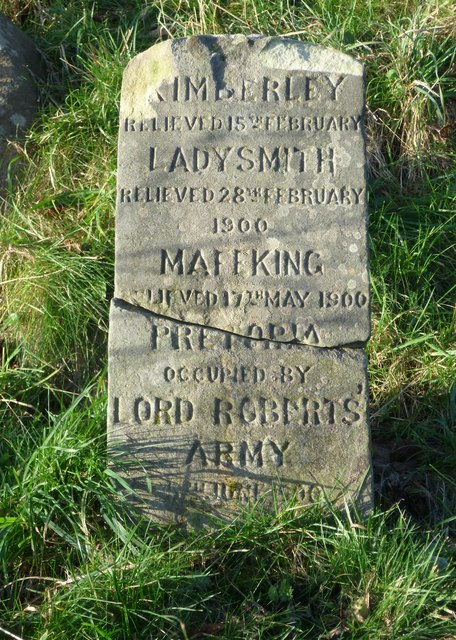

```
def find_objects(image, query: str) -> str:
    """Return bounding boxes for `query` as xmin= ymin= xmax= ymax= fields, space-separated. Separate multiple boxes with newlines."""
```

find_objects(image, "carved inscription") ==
xmin=133 ymin=288 xmax=367 ymax=310
xmin=110 ymin=36 xmax=373 ymax=521
xmin=119 ymin=185 xmax=366 ymax=206
xmin=108 ymin=300 xmax=371 ymax=518
xmin=115 ymin=36 xmax=369 ymax=345
xmin=160 ymin=248 xmax=324 ymax=277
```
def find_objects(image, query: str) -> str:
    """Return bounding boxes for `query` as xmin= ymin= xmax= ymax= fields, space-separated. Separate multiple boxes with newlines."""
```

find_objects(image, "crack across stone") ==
xmin=114 ymin=296 xmax=366 ymax=350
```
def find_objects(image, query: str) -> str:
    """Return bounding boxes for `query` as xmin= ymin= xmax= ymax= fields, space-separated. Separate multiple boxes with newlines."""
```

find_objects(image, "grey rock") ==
xmin=115 ymin=35 xmax=369 ymax=347
xmin=0 ymin=13 xmax=43 ymax=192
xmin=108 ymin=299 xmax=372 ymax=523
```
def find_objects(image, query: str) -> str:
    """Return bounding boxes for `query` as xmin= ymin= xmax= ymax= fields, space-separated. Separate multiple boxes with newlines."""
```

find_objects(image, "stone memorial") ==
xmin=109 ymin=35 xmax=373 ymax=522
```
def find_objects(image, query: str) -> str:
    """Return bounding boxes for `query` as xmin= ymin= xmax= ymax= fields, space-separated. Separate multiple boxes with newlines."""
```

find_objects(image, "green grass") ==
xmin=0 ymin=0 xmax=455 ymax=638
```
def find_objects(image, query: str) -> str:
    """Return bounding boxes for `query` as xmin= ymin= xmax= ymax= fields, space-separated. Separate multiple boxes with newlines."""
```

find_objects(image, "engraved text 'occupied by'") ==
xmin=119 ymin=185 xmax=366 ymax=206
xmin=147 ymin=75 xmax=347 ymax=103
xmin=185 ymin=439 xmax=289 ymax=468
xmin=134 ymin=288 xmax=368 ymax=312
xmin=148 ymin=321 xmax=312 ymax=351
xmin=172 ymin=479 xmax=323 ymax=504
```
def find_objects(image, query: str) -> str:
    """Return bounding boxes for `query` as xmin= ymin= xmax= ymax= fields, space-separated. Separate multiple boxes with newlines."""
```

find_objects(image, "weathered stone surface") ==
xmin=0 ymin=13 xmax=43 ymax=192
xmin=108 ymin=299 xmax=372 ymax=523
xmin=115 ymin=35 xmax=369 ymax=347
xmin=110 ymin=36 xmax=373 ymax=521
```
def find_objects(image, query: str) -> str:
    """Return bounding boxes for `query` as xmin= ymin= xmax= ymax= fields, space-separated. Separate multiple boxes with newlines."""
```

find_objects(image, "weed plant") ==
xmin=0 ymin=0 xmax=455 ymax=638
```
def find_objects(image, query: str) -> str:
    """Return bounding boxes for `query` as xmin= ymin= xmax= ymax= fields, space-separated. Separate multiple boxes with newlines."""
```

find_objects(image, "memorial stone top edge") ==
xmin=120 ymin=35 xmax=363 ymax=118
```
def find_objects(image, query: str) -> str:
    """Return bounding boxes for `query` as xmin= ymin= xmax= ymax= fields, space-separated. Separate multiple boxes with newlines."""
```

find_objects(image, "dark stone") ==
xmin=0 ymin=13 xmax=44 ymax=193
